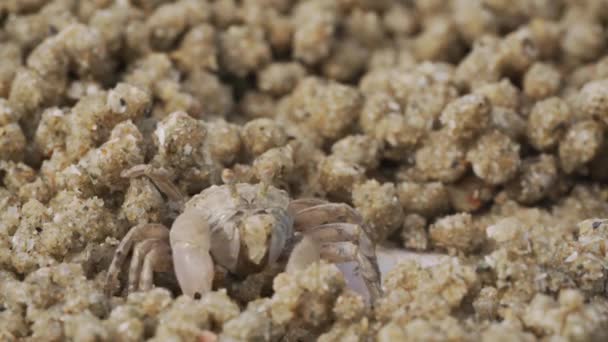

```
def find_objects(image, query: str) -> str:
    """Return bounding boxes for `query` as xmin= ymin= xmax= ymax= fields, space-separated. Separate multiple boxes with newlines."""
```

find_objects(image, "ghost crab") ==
xmin=105 ymin=165 xmax=382 ymax=302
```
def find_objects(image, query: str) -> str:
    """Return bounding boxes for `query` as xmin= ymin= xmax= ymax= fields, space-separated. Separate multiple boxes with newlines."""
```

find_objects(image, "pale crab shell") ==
xmin=183 ymin=183 xmax=293 ymax=273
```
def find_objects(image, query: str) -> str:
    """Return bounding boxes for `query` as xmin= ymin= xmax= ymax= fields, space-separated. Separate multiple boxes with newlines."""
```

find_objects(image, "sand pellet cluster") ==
xmin=2 ymin=0 xmax=608 ymax=341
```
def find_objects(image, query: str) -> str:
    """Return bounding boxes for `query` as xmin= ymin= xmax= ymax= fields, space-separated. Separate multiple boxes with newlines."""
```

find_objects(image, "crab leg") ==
xmin=288 ymin=222 xmax=382 ymax=302
xmin=291 ymin=203 xmax=364 ymax=229
xmin=300 ymin=223 xmax=375 ymax=262
xmin=105 ymin=223 xmax=170 ymax=296
xmin=319 ymin=241 xmax=358 ymax=262
xmin=287 ymin=198 xmax=328 ymax=216
xmin=139 ymin=242 xmax=173 ymax=291
xmin=127 ymin=239 xmax=170 ymax=293
xmin=122 ymin=164 xmax=185 ymax=203
xmin=290 ymin=202 xmax=383 ymax=302
xmin=300 ymin=222 xmax=360 ymax=242
xmin=319 ymin=241 xmax=383 ymax=301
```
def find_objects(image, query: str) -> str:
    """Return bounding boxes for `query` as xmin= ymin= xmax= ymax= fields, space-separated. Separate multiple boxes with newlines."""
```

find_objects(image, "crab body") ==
xmin=184 ymin=183 xmax=292 ymax=274
xmin=105 ymin=165 xmax=382 ymax=302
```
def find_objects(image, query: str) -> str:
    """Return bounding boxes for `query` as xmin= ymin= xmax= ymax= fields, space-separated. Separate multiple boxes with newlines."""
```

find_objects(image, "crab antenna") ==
xmin=221 ymin=169 xmax=238 ymax=198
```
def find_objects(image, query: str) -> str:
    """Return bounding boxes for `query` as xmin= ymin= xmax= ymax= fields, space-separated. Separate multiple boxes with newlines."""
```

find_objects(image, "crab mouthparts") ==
xmin=240 ymin=214 xmax=275 ymax=264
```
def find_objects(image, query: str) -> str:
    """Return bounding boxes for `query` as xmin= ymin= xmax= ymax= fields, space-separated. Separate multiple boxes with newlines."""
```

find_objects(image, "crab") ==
xmin=105 ymin=165 xmax=383 ymax=302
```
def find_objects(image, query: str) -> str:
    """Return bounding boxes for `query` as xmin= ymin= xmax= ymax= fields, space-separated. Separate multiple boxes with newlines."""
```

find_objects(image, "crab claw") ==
xmin=286 ymin=235 xmax=321 ymax=274
xmin=170 ymin=209 xmax=214 ymax=298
